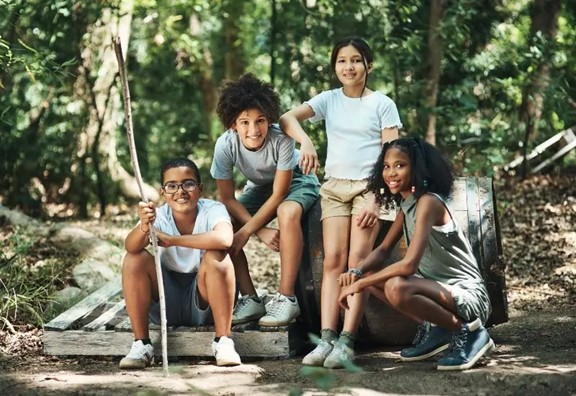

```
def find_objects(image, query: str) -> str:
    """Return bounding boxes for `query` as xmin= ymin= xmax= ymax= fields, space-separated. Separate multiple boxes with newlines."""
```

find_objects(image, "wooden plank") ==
xmin=466 ymin=177 xmax=482 ymax=265
xmin=44 ymin=278 xmax=122 ymax=331
xmin=43 ymin=329 xmax=289 ymax=357
xmin=532 ymin=138 xmax=576 ymax=173
xmin=478 ymin=178 xmax=508 ymax=326
xmin=82 ymin=300 xmax=126 ymax=332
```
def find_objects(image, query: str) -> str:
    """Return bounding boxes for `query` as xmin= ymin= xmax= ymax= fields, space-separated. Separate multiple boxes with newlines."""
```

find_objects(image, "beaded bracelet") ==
xmin=347 ymin=268 xmax=363 ymax=279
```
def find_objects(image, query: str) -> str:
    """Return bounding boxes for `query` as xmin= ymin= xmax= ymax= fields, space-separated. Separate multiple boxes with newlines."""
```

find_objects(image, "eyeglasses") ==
xmin=162 ymin=180 xmax=199 ymax=194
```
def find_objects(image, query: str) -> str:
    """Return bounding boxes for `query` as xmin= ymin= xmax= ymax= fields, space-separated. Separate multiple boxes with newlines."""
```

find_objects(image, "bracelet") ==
xmin=347 ymin=268 xmax=363 ymax=279
xmin=139 ymin=223 xmax=150 ymax=234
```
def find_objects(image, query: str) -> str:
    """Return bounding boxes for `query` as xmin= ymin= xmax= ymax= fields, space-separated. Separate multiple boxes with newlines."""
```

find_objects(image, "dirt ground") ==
xmin=1 ymin=173 xmax=576 ymax=395
xmin=1 ymin=306 xmax=575 ymax=395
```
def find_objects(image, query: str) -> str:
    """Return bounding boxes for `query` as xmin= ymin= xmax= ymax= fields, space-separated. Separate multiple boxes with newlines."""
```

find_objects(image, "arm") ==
xmin=155 ymin=221 xmax=233 ymax=251
xmin=124 ymin=201 xmax=155 ymax=254
xmin=381 ymin=127 xmax=399 ymax=144
xmin=279 ymin=104 xmax=319 ymax=175
xmin=339 ymin=196 xmax=446 ymax=308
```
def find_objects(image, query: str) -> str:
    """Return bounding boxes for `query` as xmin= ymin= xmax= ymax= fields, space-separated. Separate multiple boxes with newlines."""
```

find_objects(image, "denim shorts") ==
xmin=149 ymin=266 xmax=213 ymax=326
xmin=239 ymin=167 xmax=320 ymax=215
xmin=319 ymin=178 xmax=395 ymax=221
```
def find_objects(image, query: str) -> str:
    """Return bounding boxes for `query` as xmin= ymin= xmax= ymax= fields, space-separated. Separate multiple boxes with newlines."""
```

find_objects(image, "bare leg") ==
xmin=122 ymin=251 xmax=158 ymax=340
xmin=320 ymin=216 xmax=351 ymax=331
xmin=198 ymin=250 xmax=236 ymax=338
xmin=276 ymin=201 xmax=304 ymax=296
xmin=341 ymin=217 xmax=381 ymax=333
xmin=384 ymin=276 xmax=463 ymax=330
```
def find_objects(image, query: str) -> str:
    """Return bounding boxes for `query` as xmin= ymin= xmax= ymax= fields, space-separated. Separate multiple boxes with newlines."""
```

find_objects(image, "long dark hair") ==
xmin=367 ymin=137 xmax=454 ymax=207
xmin=330 ymin=37 xmax=373 ymax=96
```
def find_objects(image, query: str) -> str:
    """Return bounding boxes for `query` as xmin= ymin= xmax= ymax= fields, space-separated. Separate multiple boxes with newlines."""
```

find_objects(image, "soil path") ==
xmin=1 ymin=307 xmax=575 ymax=395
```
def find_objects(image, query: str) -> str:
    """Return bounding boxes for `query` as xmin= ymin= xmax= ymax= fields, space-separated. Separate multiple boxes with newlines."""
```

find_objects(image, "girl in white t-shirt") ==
xmin=279 ymin=37 xmax=402 ymax=368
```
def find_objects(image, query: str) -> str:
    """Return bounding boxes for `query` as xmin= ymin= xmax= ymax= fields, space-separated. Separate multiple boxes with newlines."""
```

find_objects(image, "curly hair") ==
xmin=216 ymin=73 xmax=281 ymax=128
xmin=367 ymin=136 xmax=454 ymax=207
xmin=160 ymin=157 xmax=201 ymax=185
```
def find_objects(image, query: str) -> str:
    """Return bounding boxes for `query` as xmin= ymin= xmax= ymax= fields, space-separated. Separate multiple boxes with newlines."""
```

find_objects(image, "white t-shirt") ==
xmin=210 ymin=124 xmax=298 ymax=188
xmin=152 ymin=198 xmax=231 ymax=273
xmin=306 ymin=88 xmax=402 ymax=180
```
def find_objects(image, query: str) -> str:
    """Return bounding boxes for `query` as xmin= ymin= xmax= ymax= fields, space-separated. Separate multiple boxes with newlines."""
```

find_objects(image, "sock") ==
xmin=282 ymin=294 xmax=296 ymax=302
xmin=136 ymin=338 xmax=152 ymax=345
xmin=320 ymin=328 xmax=338 ymax=343
xmin=214 ymin=337 xmax=221 ymax=343
xmin=338 ymin=331 xmax=356 ymax=349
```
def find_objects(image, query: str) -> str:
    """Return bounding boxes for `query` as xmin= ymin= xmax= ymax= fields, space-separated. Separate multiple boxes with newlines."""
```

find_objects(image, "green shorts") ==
xmin=239 ymin=167 xmax=320 ymax=215
xmin=452 ymin=281 xmax=492 ymax=325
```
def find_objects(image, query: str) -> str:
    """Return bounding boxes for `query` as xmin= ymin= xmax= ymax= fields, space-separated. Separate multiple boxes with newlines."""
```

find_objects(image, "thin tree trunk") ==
xmin=519 ymin=0 xmax=562 ymax=177
xmin=223 ymin=0 xmax=246 ymax=80
xmin=424 ymin=0 xmax=446 ymax=146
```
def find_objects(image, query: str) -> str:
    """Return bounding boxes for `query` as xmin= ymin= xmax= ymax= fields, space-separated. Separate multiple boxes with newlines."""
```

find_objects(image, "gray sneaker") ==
xmin=232 ymin=295 xmax=266 ymax=325
xmin=258 ymin=293 xmax=301 ymax=327
xmin=323 ymin=341 xmax=354 ymax=369
xmin=119 ymin=340 xmax=154 ymax=369
xmin=302 ymin=339 xmax=334 ymax=366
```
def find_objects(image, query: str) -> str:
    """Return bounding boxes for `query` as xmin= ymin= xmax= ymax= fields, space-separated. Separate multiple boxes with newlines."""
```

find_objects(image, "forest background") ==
xmin=1 ymin=0 xmax=576 ymax=220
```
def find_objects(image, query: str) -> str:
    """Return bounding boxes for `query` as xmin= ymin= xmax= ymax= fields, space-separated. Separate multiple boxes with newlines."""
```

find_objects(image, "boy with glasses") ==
xmin=119 ymin=157 xmax=241 ymax=369
xmin=211 ymin=73 xmax=320 ymax=327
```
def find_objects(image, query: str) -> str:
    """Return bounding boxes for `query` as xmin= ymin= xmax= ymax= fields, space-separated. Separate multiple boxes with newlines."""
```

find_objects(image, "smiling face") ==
xmin=232 ymin=108 xmax=269 ymax=151
xmin=161 ymin=166 xmax=202 ymax=214
xmin=333 ymin=44 xmax=372 ymax=91
xmin=382 ymin=147 xmax=412 ymax=199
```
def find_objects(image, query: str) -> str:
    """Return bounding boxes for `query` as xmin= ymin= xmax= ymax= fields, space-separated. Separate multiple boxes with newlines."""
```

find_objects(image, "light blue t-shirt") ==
xmin=210 ymin=124 xmax=298 ymax=187
xmin=153 ymin=198 xmax=231 ymax=273
xmin=306 ymin=88 xmax=402 ymax=180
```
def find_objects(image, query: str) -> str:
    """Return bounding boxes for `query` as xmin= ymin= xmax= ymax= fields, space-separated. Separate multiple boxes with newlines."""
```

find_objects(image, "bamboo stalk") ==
xmin=113 ymin=36 xmax=169 ymax=377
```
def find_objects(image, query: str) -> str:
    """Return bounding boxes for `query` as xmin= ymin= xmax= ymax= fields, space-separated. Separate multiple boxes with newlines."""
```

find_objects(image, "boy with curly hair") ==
xmin=211 ymin=73 xmax=320 ymax=327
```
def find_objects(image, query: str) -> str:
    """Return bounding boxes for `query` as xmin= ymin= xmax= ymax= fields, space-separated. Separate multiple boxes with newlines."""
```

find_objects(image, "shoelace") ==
xmin=411 ymin=321 xmax=430 ymax=346
xmin=266 ymin=295 xmax=288 ymax=316
xmin=446 ymin=328 xmax=467 ymax=354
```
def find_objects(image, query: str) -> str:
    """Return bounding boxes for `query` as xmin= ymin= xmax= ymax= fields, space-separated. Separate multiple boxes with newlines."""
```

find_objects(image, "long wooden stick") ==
xmin=113 ymin=36 xmax=169 ymax=377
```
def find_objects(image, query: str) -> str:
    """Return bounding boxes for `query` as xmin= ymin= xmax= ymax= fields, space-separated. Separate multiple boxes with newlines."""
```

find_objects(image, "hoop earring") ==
xmin=411 ymin=186 xmax=416 ymax=193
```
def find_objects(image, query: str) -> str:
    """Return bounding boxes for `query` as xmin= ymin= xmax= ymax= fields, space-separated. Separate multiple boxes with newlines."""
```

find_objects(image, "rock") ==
xmin=72 ymin=260 xmax=117 ymax=292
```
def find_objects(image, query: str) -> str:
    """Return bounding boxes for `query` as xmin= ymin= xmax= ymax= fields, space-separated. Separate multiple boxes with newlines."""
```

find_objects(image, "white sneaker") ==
xmin=323 ymin=341 xmax=354 ymax=369
xmin=212 ymin=336 xmax=242 ymax=366
xmin=302 ymin=339 xmax=334 ymax=366
xmin=232 ymin=295 xmax=266 ymax=325
xmin=258 ymin=293 xmax=301 ymax=327
xmin=119 ymin=340 xmax=154 ymax=369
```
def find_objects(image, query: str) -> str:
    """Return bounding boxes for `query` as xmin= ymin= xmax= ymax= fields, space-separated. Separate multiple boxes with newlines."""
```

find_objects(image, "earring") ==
xmin=411 ymin=186 xmax=416 ymax=193
xmin=379 ymin=188 xmax=385 ymax=195
xmin=423 ymin=179 xmax=429 ymax=188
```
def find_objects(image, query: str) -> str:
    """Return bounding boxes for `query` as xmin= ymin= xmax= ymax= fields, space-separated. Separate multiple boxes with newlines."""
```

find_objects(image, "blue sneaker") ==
xmin=437 ymin=318 xmax=495 ymax=371
xmin=400 ymin=321 xmax=452 ymax=361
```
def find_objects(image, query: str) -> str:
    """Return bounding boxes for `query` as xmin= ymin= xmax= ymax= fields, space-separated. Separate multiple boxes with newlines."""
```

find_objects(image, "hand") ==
xmin=299 ymin=140 xmax=319 ymax=175
xmin=338 ymin=282 xmax=362 ymax=310
xmin=338 ymin=270 xmax=361 ymax=287
xmin=255 ymin=227 xmax=280 ymax=252
xmin=137 ymin=201 xmax=156 ymax=230
xmin=229 ymin=230 xmax=251 ymax=258
xmin=356 ymin=200 xmax=379 ymax=229
xmin=154 ymin=230 xmax=172 ymax=247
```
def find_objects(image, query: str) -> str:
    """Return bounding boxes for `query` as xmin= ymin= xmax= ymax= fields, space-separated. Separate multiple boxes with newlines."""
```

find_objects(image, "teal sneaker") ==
xmin=400 ymin=321 xmax=452 ymax=361
xmin=437 ymin=318 xmax=495 ymax=371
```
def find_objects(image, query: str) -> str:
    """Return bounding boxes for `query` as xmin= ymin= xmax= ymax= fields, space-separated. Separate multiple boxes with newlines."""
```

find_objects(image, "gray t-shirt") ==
xmin=210 ymin=124 xmax=298 ymax=187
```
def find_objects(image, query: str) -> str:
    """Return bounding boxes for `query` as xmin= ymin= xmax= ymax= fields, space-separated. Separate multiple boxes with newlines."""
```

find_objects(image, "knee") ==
xmin=203 ymin=250 xmax=233 ymax=275
xmin=122 ymin=251 xmax=152 ymax=275
xmin=323 ymin=251 xmax=347 ymax=273
xmin=277 ymin=202 xmax=302 ymax=225
xmin=384 ymin=276 xmax=410 ymax=307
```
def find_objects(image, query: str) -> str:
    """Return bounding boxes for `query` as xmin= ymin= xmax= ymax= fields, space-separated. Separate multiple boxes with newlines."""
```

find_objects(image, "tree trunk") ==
xmin=223 ymin=0 xmax=247 ymax=80
xmin=74 ymin=0 xmax=158 ymax=217
xmin=424 ymin=0 xmax=446 ymax=146
xmin=519 ymin=0 xmax=562 ymax=177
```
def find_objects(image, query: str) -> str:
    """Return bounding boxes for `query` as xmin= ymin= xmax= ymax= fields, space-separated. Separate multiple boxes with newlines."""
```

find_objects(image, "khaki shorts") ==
xmin=320 ymin=178 xmax=395 ymax=221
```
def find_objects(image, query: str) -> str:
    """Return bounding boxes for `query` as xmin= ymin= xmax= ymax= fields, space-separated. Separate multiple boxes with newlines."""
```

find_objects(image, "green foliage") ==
xmin=1 ymin=0 xmax=576 ymax=216
xmin=0 ymin=225 xmax=77 ymax=326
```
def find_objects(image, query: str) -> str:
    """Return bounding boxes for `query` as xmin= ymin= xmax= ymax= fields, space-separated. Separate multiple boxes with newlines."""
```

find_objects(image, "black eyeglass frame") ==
xmin=162 ymin=180 xmax=200 ymax=194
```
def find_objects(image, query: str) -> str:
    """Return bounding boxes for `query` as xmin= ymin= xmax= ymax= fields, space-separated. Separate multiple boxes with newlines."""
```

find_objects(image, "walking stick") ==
xmin=113 ymin=36 xmax=169 ymax=377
